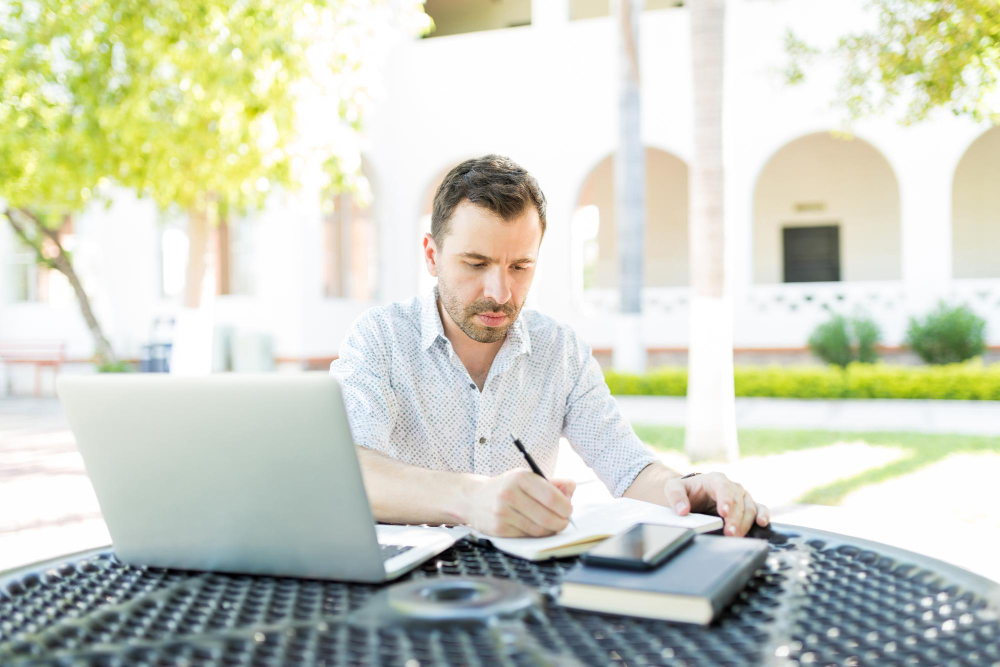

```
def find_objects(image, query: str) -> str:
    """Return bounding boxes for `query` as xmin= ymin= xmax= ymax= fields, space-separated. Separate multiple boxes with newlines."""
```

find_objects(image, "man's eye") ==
xmin=513 ymin=265 xmax=528 ymax=271
xmin=468 ymin=263 xmax=486 ymax=269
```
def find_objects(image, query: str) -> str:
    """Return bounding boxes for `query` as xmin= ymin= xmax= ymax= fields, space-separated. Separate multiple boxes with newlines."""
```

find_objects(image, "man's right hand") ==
xmin=465 ymin=469 xmax=576 ymax=537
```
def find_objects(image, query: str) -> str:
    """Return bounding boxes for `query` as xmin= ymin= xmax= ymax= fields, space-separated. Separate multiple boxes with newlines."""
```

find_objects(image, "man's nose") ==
xmin=483 ymin=267 xmax=512 ymax=305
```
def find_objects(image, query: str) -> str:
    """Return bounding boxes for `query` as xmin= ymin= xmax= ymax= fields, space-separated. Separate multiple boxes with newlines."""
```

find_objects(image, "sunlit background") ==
xmin=2 ymin=0 xmax=999 ymax=579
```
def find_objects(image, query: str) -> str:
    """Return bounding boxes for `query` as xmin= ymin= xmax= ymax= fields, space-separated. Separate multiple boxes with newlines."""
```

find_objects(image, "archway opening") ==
xmin=572 ymin=147 xmax=690 ymax=292
xmin=753 ymin=132 xmax=901 ymax=284
xmin=952 ymin=126 xmax=1000 ymax=279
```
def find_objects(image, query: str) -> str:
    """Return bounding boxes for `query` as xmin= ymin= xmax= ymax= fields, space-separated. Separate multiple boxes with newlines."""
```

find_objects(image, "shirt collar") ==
xmin=420 ymin=286 xmax=446 ymax=351
xmin=505 ymin=308 xmax=532 ymax=357
xmin=420 ymin=284 xmax=532 ymax=357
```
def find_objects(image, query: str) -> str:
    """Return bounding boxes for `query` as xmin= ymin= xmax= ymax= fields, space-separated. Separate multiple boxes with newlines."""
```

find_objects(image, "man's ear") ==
xmin=422 ymin=233 xmax=439 ymax=278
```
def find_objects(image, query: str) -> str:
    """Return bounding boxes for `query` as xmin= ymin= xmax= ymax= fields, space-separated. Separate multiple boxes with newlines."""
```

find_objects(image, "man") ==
xmin=331 ymin=155 xmax=769 ymax=538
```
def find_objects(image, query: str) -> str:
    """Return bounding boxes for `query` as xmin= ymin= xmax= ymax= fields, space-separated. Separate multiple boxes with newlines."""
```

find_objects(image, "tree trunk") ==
xmin=216 ymin=213 xmax=231 ymax=296
xmin=613 ymin=0 xmax=648 ymax=373
xmin=685 ymin=0 xmax=739 ymax=462
xmin=4 ymin=208 xmax=118 ymax=365
xmin=185 ymin=208 xmax=210 ymax=308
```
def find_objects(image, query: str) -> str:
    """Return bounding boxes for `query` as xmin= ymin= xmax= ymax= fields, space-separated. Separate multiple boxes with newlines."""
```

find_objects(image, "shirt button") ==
xmin=469 ymin=383 xmax=477 ymax=390
xmin=479 ymin=437 xmax=486 ymax=444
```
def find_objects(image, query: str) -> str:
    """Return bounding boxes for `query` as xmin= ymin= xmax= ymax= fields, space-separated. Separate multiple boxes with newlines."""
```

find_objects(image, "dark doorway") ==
xmin=782 ymin=225 xmax=840 ymax=283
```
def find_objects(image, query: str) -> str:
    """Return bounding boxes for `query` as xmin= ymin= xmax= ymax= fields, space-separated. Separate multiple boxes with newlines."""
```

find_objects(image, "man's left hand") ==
xmin=664 ymin=472 xmax=770 ymax=538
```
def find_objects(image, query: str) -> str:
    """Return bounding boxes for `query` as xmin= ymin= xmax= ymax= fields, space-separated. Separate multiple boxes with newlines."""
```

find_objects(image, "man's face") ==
xmin=423 ymin=201 xmax=542 ymax=344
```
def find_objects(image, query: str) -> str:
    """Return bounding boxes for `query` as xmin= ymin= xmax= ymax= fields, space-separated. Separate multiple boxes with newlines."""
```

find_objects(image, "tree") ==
xmin=685 ymin=0 xmax=739 ymax=462
xmin=612 ymin=0 xmax=648 ymax=373
xmin=0 ymin=0 xmax=429 ymax=364
xmin=785 ymin=0 xmax=1000 ymax=123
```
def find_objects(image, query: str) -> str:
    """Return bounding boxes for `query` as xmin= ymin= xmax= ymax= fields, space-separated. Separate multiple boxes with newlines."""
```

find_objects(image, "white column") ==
xmin=898 ymin=155 xmax=952 ymax=308
xmin=723 ymin=165 xmax=756 ymax=348
xmin=532 ymin=0 xmax=570 ymax=28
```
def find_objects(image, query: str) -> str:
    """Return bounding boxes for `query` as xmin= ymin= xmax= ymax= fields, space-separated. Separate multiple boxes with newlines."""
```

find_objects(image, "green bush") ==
xmin=905 ymin=302 xmax=987 ymax=364
xmin=605 ymin=368 xmax=687 ymax=396
xmin=808 ymin=315 xmax=851 ymax=366
xmin=734 ymin=365 xmax=850 ymax=398
xmin=97 ymin=360 xmax=134 ymax=373
xmin=807 ymin=313 xmax=882 ymax=367
xmin=853 ymin=316 xmax=881 ymax=364
xmin=605 ymin=360 xmax=1000 ymax=400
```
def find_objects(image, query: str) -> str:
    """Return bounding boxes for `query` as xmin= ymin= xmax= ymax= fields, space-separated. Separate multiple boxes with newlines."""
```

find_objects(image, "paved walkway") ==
xmin=0 ymin=399 xmax=107 ymax=573
xmin=616 ymin=395 xmax=1000 ymax=436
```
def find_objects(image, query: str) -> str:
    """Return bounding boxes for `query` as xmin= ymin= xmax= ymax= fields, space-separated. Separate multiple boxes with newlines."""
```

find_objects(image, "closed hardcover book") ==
xmin=559 ymin=535 xmax=769 ymax=625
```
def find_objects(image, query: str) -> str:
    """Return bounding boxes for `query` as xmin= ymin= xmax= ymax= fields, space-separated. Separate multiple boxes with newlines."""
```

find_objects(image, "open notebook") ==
xmin=471 ymin=497 xmax=723 ymax=561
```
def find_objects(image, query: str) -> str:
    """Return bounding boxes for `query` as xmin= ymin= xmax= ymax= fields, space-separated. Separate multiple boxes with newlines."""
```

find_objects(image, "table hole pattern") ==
xmin=1 ymin=529 xmax=998 ymax=666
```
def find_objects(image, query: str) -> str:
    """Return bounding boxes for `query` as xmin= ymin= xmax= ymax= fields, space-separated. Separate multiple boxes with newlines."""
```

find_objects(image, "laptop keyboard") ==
xmin=379 ymin=543 xmax=414 ymax=561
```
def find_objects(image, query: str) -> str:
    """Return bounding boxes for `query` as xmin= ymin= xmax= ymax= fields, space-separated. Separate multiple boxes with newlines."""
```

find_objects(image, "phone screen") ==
xmin=583 ymin=524 xmax=694 ymax=569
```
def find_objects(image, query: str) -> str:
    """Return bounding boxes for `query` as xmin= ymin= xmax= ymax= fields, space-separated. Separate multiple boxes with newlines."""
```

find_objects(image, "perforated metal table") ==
xmin=2 ymin=525 xmax=998 ymax=666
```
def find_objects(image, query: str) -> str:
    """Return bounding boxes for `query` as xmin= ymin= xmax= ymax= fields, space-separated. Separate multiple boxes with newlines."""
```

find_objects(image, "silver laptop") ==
xmin=56 ymin=373 xmax=463 ymax=583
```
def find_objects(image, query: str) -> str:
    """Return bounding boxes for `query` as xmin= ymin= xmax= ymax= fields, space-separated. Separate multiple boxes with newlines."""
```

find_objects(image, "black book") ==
xmin=559 ymin=535 xmax=769 ymax=625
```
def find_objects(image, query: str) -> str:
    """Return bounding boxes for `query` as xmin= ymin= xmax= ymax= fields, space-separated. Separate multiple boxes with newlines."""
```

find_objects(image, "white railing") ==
xmin=739 ymin=281 xmax=911 ymax=347
xmin=576 ymin=279 xmax=1000 ymax=348
xmin=580 ymin=286 xmax=691 ymax=314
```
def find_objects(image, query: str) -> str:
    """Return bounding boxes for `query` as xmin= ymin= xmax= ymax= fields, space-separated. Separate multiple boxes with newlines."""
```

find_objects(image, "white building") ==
xmin=2 ymin=0 xmax=999 ymax=393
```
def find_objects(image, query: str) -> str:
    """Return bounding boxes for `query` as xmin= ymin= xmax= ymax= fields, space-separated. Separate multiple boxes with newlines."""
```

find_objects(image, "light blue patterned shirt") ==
xmin=329 ymin=288 xmax=658 ymax=497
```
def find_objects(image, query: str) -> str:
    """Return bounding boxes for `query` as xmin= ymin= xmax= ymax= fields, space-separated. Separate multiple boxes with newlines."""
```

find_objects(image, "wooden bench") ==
xmin=0 ymin=342 xmax=66 ymax=397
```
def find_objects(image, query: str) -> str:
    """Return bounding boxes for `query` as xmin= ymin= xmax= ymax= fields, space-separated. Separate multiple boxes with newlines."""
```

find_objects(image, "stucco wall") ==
xmin=753 ymin=132 xmax=902 ymax=284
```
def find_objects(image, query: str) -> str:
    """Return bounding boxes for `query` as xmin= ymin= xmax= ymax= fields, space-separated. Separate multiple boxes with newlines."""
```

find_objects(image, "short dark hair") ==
xmin=430 ymin=155 xmax=546 ymax=247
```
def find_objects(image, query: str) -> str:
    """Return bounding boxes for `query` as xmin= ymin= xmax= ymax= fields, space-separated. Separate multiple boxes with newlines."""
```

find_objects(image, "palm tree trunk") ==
xmin=5 ymin=208 xmax=117 ymax=365
xmin=685 ymin=0 xmax=739 ymax=462
xmin=613 ymin=0 xmax=647 ymax=373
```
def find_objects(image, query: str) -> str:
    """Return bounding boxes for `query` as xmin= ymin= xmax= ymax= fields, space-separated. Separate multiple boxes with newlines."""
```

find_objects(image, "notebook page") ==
xmin=473 ymin=497 xmax=722 ymax=561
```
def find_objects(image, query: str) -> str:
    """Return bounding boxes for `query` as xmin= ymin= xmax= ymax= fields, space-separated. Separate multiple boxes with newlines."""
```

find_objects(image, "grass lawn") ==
xmin=633 ymin=425 xmax=1000 ymax=506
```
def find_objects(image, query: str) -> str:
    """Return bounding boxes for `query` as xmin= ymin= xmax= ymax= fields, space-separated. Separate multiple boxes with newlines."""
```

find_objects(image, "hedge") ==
xmin=604 ymin=360 xmax=1000 ymax=400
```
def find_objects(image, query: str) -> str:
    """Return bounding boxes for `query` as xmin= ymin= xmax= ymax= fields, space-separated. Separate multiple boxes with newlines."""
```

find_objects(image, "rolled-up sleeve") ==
xmin=561 ymin=336 xmax=659 ymax=498
xmin=329 ymin=312 xmax=398 ymax=453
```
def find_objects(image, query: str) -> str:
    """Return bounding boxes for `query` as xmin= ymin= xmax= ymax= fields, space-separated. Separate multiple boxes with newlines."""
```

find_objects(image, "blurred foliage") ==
xmin=808 ymin=315 xmax=853 ymax=367
xmin=853 ymin=316 xmax=882 ymax=363
xmin=808 ymin=312 xmax=882 ymax=367
xmin=606 ymin=359 xmax=1000 ymax=400
xmin=0 ymin=0 xmax=429 ymax=362
xmin=606 ymin=366 xmax=689 ymax=396
xmin=905 ymin=301 xmax=987 ymax=364
xmin=97 ymin=360 xmax=135 ymax=372
xmin=0 ymin=0 xmax=431 ymax=218
xmin=785 ymin=0 xmax=1000 ymax=123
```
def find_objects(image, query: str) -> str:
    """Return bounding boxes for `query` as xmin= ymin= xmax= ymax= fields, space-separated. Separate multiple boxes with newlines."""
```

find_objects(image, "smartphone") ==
xmin=581 ymin=523 xmax=695 ymax=570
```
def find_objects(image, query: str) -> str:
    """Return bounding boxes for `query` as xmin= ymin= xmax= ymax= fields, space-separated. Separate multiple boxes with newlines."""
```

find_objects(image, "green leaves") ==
xmin=785 ymin=0 xmax=1000 ymax=123
xmin=0 ymin=0 xmax=431 ymax=216
xmin=606 ymin=360 xmax=1000 ymax=400
xmin=808 ymin=312 xmax=883 ymax=367
xmin=905 ymin=301 xmax=987 ymax=364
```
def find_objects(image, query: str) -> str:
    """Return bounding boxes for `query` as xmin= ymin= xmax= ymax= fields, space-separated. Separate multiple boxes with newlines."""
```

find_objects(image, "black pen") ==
xmin=510 ymin=433 xmax=577 ymax=529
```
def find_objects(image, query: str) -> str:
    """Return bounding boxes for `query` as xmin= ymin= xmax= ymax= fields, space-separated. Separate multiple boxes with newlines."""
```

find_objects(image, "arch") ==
xmin=747 ymin=127 xmax=903 ymax=192
xmin=752 ymin=131 xmax=901 ymax=284
xmin=952 ymin=126 xmax=1000 ymax=279
xmin=572 ymin=147 xmax=690 ymax=289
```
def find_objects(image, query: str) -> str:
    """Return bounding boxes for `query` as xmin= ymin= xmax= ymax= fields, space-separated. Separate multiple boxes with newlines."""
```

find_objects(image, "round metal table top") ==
xmin=1 ymin=524 xmax=998 ymax=666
